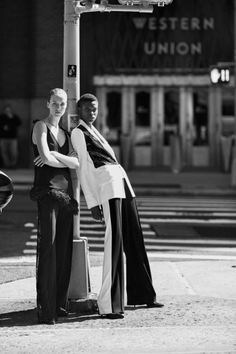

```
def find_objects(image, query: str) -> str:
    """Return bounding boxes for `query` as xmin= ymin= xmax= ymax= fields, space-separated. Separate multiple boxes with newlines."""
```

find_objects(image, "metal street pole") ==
xmin=63 ymin=0 xmax=80 ymax=132
xmin=63 ymin=1 xmax=87 ymax=304
xmin=63 ymin=0 xmax=81 ymax=239
xmin=232 ymin=0 xmax=236 ymax=185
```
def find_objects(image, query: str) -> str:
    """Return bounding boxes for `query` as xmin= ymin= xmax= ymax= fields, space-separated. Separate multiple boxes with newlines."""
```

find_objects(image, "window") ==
xmin=193 ymin=89 xmax=208 ymax=146
xmin=135 ymin=91 xmax=151 ymax=146
xmin=164 ymin=90 xmax=179 ymax=146
xmin=221 ymin=88 xmax=234 ymax=137
xmin=106 ymin=91 xmax=121 ymax=144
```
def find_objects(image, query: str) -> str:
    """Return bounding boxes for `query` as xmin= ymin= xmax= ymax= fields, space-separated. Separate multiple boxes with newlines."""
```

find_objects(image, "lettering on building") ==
xmin=133 ymin=17 xmax=215 ymax=56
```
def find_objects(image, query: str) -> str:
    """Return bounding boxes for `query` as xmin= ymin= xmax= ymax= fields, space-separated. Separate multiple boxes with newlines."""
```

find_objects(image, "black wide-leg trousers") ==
xmin=98 ymin=185 xmax=156 ymax=315
xmin=36 ymin=195 xmax=73 ymax=321
xmin=122 ymin=193 xmax=157 ymax=306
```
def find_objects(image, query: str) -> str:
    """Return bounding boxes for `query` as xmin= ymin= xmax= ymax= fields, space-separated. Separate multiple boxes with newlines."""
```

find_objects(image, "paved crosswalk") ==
xmin=23 ymin=196 xmax=236 ymax=260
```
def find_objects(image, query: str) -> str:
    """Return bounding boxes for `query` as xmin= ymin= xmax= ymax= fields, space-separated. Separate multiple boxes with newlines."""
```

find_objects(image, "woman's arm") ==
xmin=50 ymin=150 xmax=79 ymax=169
xmin=33 ymin=121 xmax=67 ymax=168
xmin=71 ymin=128 xmax=100 ymax=209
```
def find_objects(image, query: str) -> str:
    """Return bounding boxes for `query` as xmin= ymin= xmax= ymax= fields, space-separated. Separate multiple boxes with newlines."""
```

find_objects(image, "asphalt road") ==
xmin=0 ymin=190 xmax=37 ymax=258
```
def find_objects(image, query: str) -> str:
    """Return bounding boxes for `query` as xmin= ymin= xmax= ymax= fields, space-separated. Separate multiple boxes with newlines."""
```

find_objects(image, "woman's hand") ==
xmin=34 ymin=156 xmax=44 ymax=167
xmin=68 ymin=150 xmax=78 ymax=158
xmin=90 ymin=206 xmax=103 ymax=221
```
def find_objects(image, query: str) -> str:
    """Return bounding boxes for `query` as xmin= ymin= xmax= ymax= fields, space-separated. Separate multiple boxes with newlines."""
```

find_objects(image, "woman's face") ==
xmin=80 ymin=100 xmax=98 ymax=127
xmin=47 ymin=94 xmax=67 ymax=118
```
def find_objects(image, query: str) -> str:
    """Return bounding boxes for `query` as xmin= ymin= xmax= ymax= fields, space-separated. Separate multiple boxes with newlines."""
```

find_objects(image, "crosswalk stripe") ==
xmin=138 ymin=206 xmax=236 ymax=211
xmin=80 ymin=223 xmax=151 ymax=229
xmin=23 ymin=245 xmax=236 ymax=255
xmin=80 ymin=230 xmax=156 ymax=236
xmin=25 ymin=238 xmax=236 ymax=247
xmin=138 ymin=211 xmax=236 ymax=216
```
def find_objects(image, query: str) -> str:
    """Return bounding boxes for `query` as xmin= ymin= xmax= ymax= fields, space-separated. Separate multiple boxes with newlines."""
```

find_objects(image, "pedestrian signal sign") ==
xmin=210 ymin=67 xmax=230 ymax=84
xmin=67 ymin=65 xmax=77 ymax=78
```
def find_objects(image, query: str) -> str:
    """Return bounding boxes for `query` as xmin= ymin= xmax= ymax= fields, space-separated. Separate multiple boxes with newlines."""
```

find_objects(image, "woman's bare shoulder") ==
xmin=33 ymin=119 xmax=47 ymax=131
xmin=32 ymin=120 xmax=48 ymax=144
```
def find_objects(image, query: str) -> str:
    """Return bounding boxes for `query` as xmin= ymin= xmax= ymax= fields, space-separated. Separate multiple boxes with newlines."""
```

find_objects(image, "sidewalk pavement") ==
xmin=0 ymin=257 xmax=236 ymax=353
xmin=2 ymin=167 xmax=236 ymax=195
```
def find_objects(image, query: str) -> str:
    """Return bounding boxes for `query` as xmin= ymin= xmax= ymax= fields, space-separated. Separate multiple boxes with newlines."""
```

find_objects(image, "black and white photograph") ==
xmin=0 ymin=0 xmax=236 ymax=353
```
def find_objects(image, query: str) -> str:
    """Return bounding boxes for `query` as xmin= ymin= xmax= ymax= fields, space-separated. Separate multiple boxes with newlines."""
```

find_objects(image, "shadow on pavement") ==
xmin=0 ymin=309 xmax=106 ymax=327
xmin=0 ymin=307 xmax=147 ymax=327
xmin=0 ymin=308 xmax=37 ymax=327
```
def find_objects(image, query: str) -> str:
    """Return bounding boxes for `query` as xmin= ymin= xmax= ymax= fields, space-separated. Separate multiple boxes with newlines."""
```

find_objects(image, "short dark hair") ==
xmin=77 ymin=93 xmax=97 ymax=109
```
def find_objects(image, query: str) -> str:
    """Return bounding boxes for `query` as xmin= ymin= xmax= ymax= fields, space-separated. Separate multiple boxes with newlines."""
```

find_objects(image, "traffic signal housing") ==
xmin=210 ymin=66 xmax=230 ymax=85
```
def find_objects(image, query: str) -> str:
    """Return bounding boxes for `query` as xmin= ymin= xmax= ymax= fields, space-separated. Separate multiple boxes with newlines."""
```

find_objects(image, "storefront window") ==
xmin=221 ymin=88 xmax=235 ymax=137
xmin=164 ymin=90 xmax=179 ymax=146
xmin=193 ymin=89 xmax=208 ymax=146
xmin=135 ymin=91 xmax=151 ymax=146
xmin=106 ymin=91 xmax=121 ymax=145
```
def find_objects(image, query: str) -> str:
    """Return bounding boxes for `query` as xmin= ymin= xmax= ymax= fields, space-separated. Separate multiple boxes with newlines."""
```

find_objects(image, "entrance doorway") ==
xmin=163 ymin=89 xmax=180 ymax=167
xmin=95 ymin=79 xmax=212 ymax=169
xmin=192 ymin=88 xmax=209 ymax=166
xmin=154 ymin=87 xmax=209 ymax=168
xmin=134 ymin=90 xmax=151 ymax=166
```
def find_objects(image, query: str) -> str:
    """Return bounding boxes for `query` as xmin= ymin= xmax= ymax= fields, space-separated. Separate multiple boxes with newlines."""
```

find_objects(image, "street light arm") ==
xmin=74 ymin=2 xmax=153 ymax=14
xmin=73 ymin=0 xmax=173 ymax=15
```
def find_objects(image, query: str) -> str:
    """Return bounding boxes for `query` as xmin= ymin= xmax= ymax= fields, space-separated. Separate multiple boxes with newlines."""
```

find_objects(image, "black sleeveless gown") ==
xmin=30 ymin=126 xmax=78 ymax=323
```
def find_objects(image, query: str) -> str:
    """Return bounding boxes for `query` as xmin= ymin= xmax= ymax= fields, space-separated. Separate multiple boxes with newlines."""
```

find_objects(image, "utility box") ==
xmin=68 ymin=238 xmax=90 ymax=299
xmin=68 ymin=238 xmax=98 ymax=315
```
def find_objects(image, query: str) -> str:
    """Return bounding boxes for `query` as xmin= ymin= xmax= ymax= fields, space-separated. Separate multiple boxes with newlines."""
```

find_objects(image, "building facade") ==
xmin=0 ymin=1 xmax=64 ymax=167
xmin=0 ymin=0 xmax=234 ymax=169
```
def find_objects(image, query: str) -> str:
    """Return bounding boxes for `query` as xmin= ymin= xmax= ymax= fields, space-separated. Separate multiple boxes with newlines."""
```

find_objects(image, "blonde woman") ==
xmin=30 ymin=88 xmax=79 ymax=325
